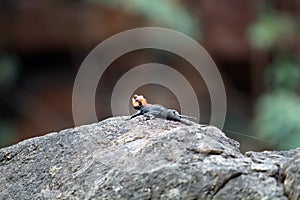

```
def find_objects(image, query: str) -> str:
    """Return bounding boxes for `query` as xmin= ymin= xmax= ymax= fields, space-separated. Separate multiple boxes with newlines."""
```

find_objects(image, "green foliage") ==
xmin=0 ymin=54 xmax=19 ymax=89
xmin=0 ymin=54 xmax=19 ymax=147
xmin=266 ymin=55 xmax=300 ymax=90
xmin=248 ymin=10 xmax=296 ymax=49
xmin=254 ymin=56 xmax=300 ymax=150
xmin=254 ymin=90 xmax=300 ymax=149
xmin=0 ymin=119 xmax=16 ymax=148
xmin=86 ymin=0 xmax=199 ymax=37
xmin=250 ymin=2 xmax=300 ymax=150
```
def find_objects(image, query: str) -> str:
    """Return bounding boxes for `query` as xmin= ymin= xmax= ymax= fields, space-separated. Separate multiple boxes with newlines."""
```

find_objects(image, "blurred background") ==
xmin=0 ymin=0 xmax=299 ymax=152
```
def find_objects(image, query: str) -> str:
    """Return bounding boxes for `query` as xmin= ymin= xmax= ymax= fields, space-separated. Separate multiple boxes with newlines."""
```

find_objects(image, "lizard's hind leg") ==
xmin=143 ymin=113 xmax=156 ymax=120
xmin=167 ymin=110 xmax=182 ymax=122
xmin=167 ymin=110 xmax=193 ymax=125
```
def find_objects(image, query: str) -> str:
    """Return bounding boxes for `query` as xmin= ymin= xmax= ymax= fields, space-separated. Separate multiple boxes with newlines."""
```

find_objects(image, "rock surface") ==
xmin=0 ymin=116 xmax=299 ymax=199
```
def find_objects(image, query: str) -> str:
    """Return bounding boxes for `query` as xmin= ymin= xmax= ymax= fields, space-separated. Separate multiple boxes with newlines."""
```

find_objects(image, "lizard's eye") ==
xmin=133 ymin=95 xmax=140 ymax=102
xmin=132 ymin=95 xmax=141 ymax=109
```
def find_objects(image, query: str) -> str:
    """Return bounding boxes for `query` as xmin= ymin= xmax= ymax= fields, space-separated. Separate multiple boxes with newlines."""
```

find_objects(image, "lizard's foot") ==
xmin=124 ymin=116 xmax=131 ymax=121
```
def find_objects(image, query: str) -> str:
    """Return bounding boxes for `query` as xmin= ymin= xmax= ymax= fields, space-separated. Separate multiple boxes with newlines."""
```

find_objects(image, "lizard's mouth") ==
xmin=133 ymin=102 xmax=141 ymax=110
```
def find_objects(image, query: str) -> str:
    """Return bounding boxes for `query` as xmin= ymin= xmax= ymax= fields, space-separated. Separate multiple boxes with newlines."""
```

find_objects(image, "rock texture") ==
xmin=0 ymin=116 xmax=299 ymax=199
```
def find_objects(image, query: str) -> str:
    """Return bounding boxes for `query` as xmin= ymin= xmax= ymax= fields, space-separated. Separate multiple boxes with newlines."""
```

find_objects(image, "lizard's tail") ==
xmin=180 ymin=115 xmax=197 ymax=121
xmin=167 ymin=109 xmax=196 ymax=125
xmin=179 ymin=118 xmax=193 ymax=125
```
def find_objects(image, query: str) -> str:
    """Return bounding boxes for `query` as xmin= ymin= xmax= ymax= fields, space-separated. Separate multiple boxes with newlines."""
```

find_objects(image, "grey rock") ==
xmin=0 ymin=116 xmax=299 ymax=199
xmin=280 ymin=153 xmax=300 ymax=200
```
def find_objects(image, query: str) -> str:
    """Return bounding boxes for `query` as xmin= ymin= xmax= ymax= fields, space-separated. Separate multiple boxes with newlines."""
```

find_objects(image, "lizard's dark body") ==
xmin=130 ymin=104 xmax=192 ymax=125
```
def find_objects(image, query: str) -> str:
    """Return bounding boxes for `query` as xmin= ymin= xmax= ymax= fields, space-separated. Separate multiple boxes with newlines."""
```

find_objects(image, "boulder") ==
xmin=0 ymin=116 xmax=299 ymax=199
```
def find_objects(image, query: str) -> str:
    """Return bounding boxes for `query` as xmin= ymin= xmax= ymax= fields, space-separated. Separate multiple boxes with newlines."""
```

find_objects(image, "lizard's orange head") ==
xmin=132 ymin=94 xmax=147 ymax=109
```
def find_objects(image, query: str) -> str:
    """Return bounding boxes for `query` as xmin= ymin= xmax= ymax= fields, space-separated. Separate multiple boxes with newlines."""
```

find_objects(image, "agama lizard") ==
xmin=129 ymin=94 xmax=195 ymax=125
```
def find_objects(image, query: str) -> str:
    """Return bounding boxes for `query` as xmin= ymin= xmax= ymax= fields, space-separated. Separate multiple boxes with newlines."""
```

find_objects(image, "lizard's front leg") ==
xmin=124 ymin=110 xmax=142 ymax=121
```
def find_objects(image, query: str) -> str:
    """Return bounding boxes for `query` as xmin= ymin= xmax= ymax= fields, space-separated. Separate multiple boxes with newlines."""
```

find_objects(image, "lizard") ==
xmin=129 ymin=94 xmax=195 ymax=125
